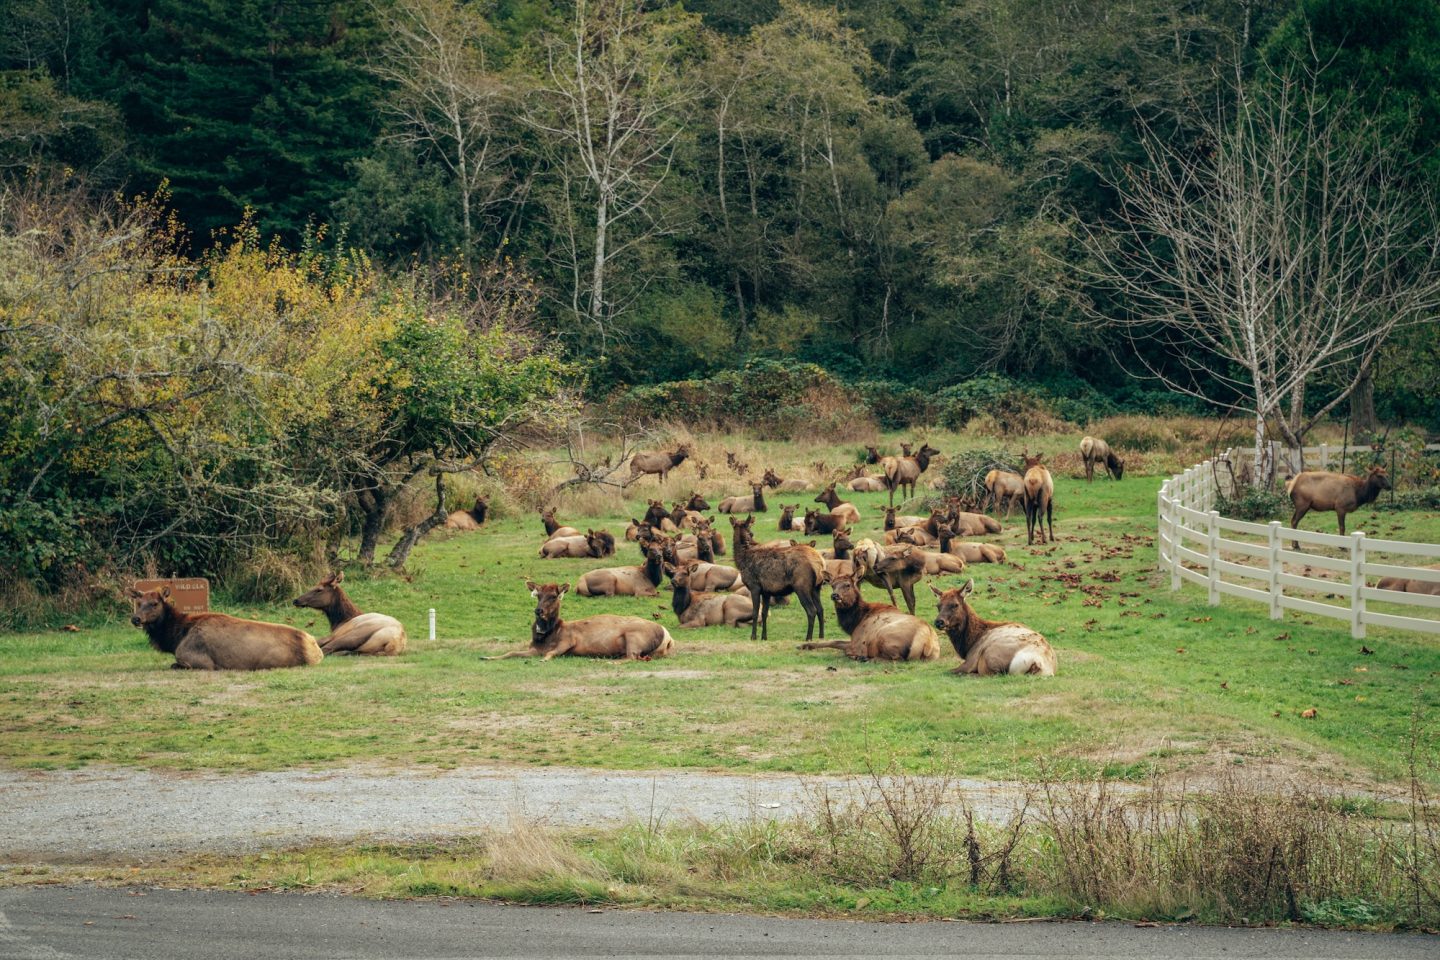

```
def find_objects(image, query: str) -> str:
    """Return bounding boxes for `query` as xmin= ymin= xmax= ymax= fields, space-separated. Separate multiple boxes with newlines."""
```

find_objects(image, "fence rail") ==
xmin=1157 ymin=449 xmax=1440 ymax=639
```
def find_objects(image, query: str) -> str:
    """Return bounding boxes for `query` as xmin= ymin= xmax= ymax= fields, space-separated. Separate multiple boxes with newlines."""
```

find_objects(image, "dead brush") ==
xmin=484 ymin=815 xmax=607 ymax=887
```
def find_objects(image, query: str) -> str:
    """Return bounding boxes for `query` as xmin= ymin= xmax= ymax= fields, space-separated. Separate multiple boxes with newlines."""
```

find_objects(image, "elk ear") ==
xmin=959 ymin=578 xmax=975 ymax=598
xmin=525 ymin=580 xmax=539 ymax=598
xmin=160 ymin=586 xmax=172 ymax=599
xmin=929 ymin=582 xmax=944 ymax=598
xmin=557 ymin=583 xmax=571 ymax=596
xmin=126 ymin=586 xmax=143 ymax=599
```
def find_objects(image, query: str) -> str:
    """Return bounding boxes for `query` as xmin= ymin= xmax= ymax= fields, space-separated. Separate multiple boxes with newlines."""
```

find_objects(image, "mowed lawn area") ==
xmin=3 ymin=445 xmax=1439 ymax=786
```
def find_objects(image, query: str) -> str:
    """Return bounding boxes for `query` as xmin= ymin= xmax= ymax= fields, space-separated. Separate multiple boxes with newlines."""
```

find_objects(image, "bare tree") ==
xmin=371 ymin=0 xmax=517 ymax=260
xmin=1083 ymin=61 xmax=1440 ymax=484
xmin=524 ymin=0 xmax=694 ymax=347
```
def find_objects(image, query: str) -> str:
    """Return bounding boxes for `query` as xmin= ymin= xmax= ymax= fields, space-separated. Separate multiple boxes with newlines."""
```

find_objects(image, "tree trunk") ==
xmin=356 ymin=488 xmax=390 ymax=566
xmin=387 ymin=473 xmax=447 ymax=570
xmin=591 ymin=191 xmax=608 ymax=341
xmin=1253 ymin=411 xmax=1271 ymax=489
xmin=1349 ymin=365 xmax=1379 ymax=441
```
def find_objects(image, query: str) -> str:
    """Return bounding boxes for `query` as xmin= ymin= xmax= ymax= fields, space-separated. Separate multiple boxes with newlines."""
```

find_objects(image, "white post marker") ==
xmin=429 ymin=608 xmax=437 ymax=643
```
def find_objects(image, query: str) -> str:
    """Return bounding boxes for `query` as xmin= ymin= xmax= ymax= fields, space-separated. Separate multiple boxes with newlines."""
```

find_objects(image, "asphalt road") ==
xmin=0 ymin=887 xmax=1433 ymax=960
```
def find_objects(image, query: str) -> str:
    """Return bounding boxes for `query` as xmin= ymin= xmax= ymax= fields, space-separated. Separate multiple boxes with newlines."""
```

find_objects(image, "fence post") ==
xmin=1268 ymin=521 xmax=1282 ymax=620
xmin=1319 ymin=443 xmax=1329 ymax=471
xmin=1350 ymin=532 xmax=1366 ymax=640
xmin=1157 ymin=488 xmax=1167 ymax=571
xmin=1170 ymin=489 xmax=1183 ymax=591
xmin=1207 ymin=510 xmax=1220 ymax=606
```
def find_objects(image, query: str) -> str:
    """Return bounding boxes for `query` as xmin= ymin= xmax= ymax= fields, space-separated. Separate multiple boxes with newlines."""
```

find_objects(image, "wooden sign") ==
xmin=133 ymin=578 xmax=210 ymax=613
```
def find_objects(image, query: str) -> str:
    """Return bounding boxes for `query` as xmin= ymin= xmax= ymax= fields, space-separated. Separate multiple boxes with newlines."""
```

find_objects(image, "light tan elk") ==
xmin=931 ymin=523 xmax=1006 ymax=563
xmin=683 ymin=560 xmax=745 ymax=592
xmin=814 ymin=483 xmax=861 ymax=524
xmin=849 ymin=473 xmax=889 ymax=492
xmin=798 ymin=574 xmax=939 ymax=662
xmin=1377 ymin=564 xmax=1440 ymax=596
xmin=628 ymin=444 xmax=692 ymax=485
xmin=129 ymin=587 xmax=322 ymax=670
xmin=539 ymin=529 xmax=615 ymax=559
xmin=576 ymin=542 xmax=666 ymax=597
xmin=444 ymin=496 xmax=489 ymax=531
xmin=762 ymin=467 xmax=809 ymax=492
xmin=730 ymin=515 xmax=826 ymax=641
xmin=931 ymin=580 xmax=1056 ymax=676
xmin=292 ymin=572 xmax=407 ymax=656
xmin=670 ymin=562 xmax=755 ymax=628
xmin=485 ymin=582 xmax=675 ymax=660
xmin=851 ymin=538 xmax=926 ymax=615
xmin=891 ymin=529 xmax=968 ymax=574
xmin=1079 ymin=436 xmax=1125 ymax=482
xmin=882 ymin=442 xmax=939 ymax=505
xmin=1022 ymin=452 xmax=1054 ymax=545
xmin=984 ymin=469 xmax=1025 ymax=518
xmin=1286 ymin=466 xmax=1391 ymax=549
xmin=540 ymin=507 xmax=580 ymax=541
xmin=719 ymin=482 xmax=767 ymax=514
xmin=820 ymin=528 xmax=857 ymax=580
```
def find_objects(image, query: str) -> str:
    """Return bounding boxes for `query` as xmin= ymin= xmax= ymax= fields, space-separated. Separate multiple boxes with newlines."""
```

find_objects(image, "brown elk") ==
xmin=1079 ymin=436 xmax=1125 ymax=482
xmin=813 ymin=483 xmax=861 ymax=524
xmin=803 ymin=508 xmax=851 ymax=537
xmin=293 ymin=572 xmax=407 ymax=656
xmin=683 ymin=560 xmax=745 ymax=592
xmin=864 ymin=445 xmax=882 ymax=464
xmin=891 ymin=528 xmax=970 ymax=574
xmin=849 ymin=473 xmax=889 ymax=492
xmin=984 ymin=469 xmax=1025 ymax=518
xmin=669 ymin=562 xmax=755 ymax=628
xmin=669 ymin=501 xmax=704 ymax=530
xmin=719 ymin=482 xmax=767 ymax=514
xmin=1022 ymin=452 xmax=1055 ymax=546
xmin=725 ymin=450 xmax=749 ymax=476
xmin=932 ymin=523 xmax=1007 ymax=564
xmin=882 ymin=443 xmax=939 ymax=505
xmin=540 ymin=507 xmax=580 ymax=541
xmin=778 ymin=503 xmax=804 ymax=532
xmin=485 ymin=582 xmax=675 ymax=661
xmin=883 ymin=506 xmax=928 ymax=531
xmin=576 ymin=542 xmax=666 ymax=597
xmin=644 ymin=499 xmax=680 ymax=532
xmin=931 ymin=580 xmax=1056 ymax=675
xmin=798 ymin=574 xmax=940 ymax=662
xmin=1286 ymin=466 xmax=1391 ymax=549
xmin=819 ymin=528 xmax=857 ymax=580
xmin=730 ymin=515 xmax=826 ymax=642
xmin=850 ymin=538 xmax=926 ymax=615
xmin=628 ymin=444 xmax=691 ymax=485
xmin=685 ymin=491 xmax=711 ymax=511
xmin=1377 ymin=564 xmax=1440 ymax=596
xmin=444 ymin=496 xmax=490 ymax=532
xmin=128 ymin=587 xmax=322 ymax=670
xmin=539 ymin=529 xmax=614 ymax=559
xmin=762 ymin=467 xmax=809 ymax=492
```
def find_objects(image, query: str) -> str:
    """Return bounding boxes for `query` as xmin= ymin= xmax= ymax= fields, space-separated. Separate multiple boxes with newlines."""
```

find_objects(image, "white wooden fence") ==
xmin=1157 ymin=446 xmax=1440 ymax=639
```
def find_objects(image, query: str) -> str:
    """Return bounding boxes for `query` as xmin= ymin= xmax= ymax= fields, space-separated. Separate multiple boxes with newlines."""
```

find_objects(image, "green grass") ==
xmin=2 ymin=433 xmax=1438 ymax=784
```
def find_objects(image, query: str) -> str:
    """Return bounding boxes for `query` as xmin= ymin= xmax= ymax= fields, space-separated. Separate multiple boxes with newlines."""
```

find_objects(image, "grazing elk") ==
xmin=1286 ymin=466 xmax=1391 ymax=549
xmin=798 ymin=574 xmax=940 ymax=662
xmin=669 ymin=562 xmax=755 ymax=628
xmin=485 ymin=582 xmax=674 ymax=661
xmin=813 ymin=483 xmax=861 ymax=525
xmin=730 ymin=515 xmax=826 ymax=642
xmin=444 ymin=496 xmax=490 ymax=532
xmin=540 ymin=507 xmax=580 ymax=541
xmin=984 ymin=469 xmax=1025 ymax=519
xmin=540 ymin=529 xmax=614 ymax=559
xmin=882 ymin=443 xmax=939 ymax=505
xmin=1022 ymin=452 xmax=1055 ymax=546
xmin=577 ymin=543 xmax=666 ymax=597
xmin=1079 ymin=436 xmax=1125 ymax=482
xmin=628 ymin=444 xmax=692 ymax=485
xmin=762 ymin=468 xmax=809 ymax=492
xmin=850 ymin=538 xmax=926 ymax=615
xmin=719 ymin=482 xmax=767 ymax=514
xmin=931 ymin=581 xmax=1056 ymax=676
xmin=293 ymin=572 xmax=407 ymax=656
xmin=129 ymin=587 xmax=322 ymax=670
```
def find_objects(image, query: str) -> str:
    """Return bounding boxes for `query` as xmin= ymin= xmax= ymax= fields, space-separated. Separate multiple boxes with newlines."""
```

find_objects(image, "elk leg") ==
xmin=1290 ymin=503 xmax=1310 ymax=551
xmin=1046 ymin=500 xmax=1054 ymax=543
xmin=900 ymin=581 xmax=916 ymax=615
xmin=1336 ymin=509 xmax=1347 ymax=537
xmin=482 ymin=649 xmax=538 ymax=661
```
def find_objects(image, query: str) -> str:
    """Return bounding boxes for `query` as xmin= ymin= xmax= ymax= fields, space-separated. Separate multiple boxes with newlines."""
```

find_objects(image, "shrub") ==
xmin=935 ymin=448 xmax=1019 ymax=509
xmin=1216 ymin=487 xmax=1291 ymax=522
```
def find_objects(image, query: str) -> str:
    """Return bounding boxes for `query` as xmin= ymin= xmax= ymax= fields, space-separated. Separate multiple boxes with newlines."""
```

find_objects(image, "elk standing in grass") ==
xmin=444 ymin=496 xmax=489 ymax=531
xmin=628 ymin=445 xmax=691 ymax=485
xmin=931 ymin=581 xmax=1056 ymax=675
xmin=984 ymin=469 xmax=1025 ymax=518
xmin=1079 ymin=436 xmax=1125 ymax=482
xmin=670 ymin=562 xmax=755 ymax=627
xmin=292 ymin=572 xmax=408 ymax=656
xmin=485 ymin=582 xmax=674 ymax=660
xmin=798 ymin=574 xmax=940 ymax=662
xmin=814 ymin=483 xmax=861 ymax=524
xmin=882 ymin=443 xmax=939 ymax=505
xmin=129 ymin=588 xmax=322 ymax=670
xmin=1286 ymin=466 xmax=1391 ymax=549
xmin=1022 ymin=452 xmax=1054 ymax=546
xmin=730 ymin=515 xmax=826 ymax=642
xmin=850 ymin=538 xmax=926 ymax=615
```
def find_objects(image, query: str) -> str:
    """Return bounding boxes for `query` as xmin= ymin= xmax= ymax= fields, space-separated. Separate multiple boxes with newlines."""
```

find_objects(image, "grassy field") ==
xmin=2 ymin=426 xmax=1438 ymax=786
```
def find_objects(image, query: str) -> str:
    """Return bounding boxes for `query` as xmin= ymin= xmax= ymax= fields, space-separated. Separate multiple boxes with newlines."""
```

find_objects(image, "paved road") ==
xmin=0 ymin=766 xmax=1033 ymax=861
xmin=0 ymin=887 xmax=1432 ymax=960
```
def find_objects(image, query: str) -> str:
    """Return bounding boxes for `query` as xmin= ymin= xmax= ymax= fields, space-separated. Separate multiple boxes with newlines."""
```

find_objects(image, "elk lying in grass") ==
xmin=814 ymin=483 xmax=861 ymax=524
xmin=798 ymin=574 xmax=940 ymax=662
xmin=820 ymin=528 xmax=856 ymax=580
xmin=778 ymin=503 xmax=803 ymax=532
xmin=685 ymin=491 xmax=711 ymax=511
xmin=883 ymin=507 xmax=928 ymax=531
xmin=1022 ymin=452 xmax=1054 ymax=546
xmin=1377 ymin=564 xmax=1440 ymax=596
xmin=865 ymin=445 xmax=882 ymax=464
xmin=889 ymin=529 xmax=967 ymax=575
xmin=803 ymin=508 xmax=852 ymax=536
xmin=444 ymin=496 xmax=490 ymax=532
xmin=850 ymin=538 xmax=926 ymax=615
xmin=292 ymin=572 xmax=407 ymax=656
xmin=540 ymin=529 xmax=615 ymax=559
xmin=628 ymin=444 xmax=691 ymax=485
xmin=540 ymin=507 xmax=580 ymax=541
xmin=725 ymin=450 xmax=749 ymax=476
xmin=669 ymin=501 xmax=704 ymax=530
xmin=644 ymin=499 xmax=680 ymax=532
xmin=881 ymin=443 xmax=939 ymax=505
xmin=1286 ymin=466 xmax=1391 ymax=549
xmin=129 ymin=587 xmax=322 ymax=670
xmin=849 ymin=474 xmax=888 ymax=492
xmin=883 ymin=524 xmax=935 ymax=546
xmin=730 ymin=515 xmax=826 ymax=641
xmin=670 ymin=562 xmax=755 ymax=627
xmin=931 ymin=524 xmax=1006 ymax=563
xmin=1079 ymin=436 xmax=1124 ymax=482
xmin=762 ymin=467 xmax=809 ymax=492
xmin=577 ymin=543 xmax=666 ymax=597
xmin=683 ymin=560 xmax=745 ymax=592
xmin=718 ymin=482 xmax=767 ymax=514
xmin=984 ymin=469 xmax=1025 ymax=518
xmin=931 ymin=580 xmax=1055 ymax=675
xmin=485 ymin=582 xmax=675 ymax=661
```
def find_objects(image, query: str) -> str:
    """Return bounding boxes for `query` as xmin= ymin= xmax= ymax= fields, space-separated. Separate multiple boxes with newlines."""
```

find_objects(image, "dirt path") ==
xmin=1 ymin=765 xmax=1033 ymax=861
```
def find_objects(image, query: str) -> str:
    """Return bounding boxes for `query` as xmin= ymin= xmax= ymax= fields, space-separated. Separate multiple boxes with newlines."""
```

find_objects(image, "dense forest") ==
xmin=3 ymin=0 xmax=1439 ymax=610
